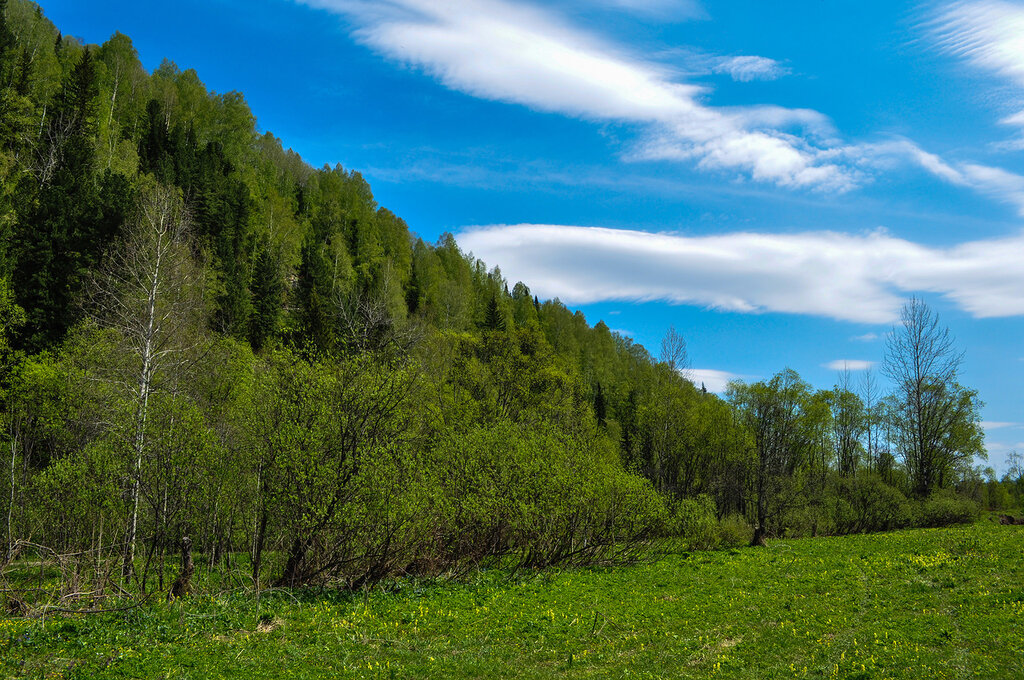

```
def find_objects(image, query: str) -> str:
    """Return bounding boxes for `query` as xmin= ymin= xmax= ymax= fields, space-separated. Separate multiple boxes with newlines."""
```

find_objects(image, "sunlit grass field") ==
xmin=3 ymin=521 xmax=1023 ymax=679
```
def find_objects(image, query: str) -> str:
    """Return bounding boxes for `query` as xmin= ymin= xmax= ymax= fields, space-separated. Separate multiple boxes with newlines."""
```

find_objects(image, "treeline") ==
xmin=0 ymin=1 xmax=1016 ymax=594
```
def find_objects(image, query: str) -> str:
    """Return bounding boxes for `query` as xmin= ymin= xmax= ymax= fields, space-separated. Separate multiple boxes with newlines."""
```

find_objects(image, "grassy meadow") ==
xmin=3 ymin=521 xmax=1023 ymax=679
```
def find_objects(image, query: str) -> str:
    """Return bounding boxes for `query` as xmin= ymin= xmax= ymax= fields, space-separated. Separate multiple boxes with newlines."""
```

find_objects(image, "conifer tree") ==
xmin=296 ymin=234 xmax=334 ymax=351
xmin=483 ymin=294 xmax=505 ymax=331
xmin=249 ymin=242 xmax=284 ymax=352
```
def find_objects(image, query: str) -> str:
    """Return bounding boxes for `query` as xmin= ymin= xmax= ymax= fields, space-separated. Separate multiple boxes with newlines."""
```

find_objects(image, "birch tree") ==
xmin=89 ymin=182 xmax=205 ymax=577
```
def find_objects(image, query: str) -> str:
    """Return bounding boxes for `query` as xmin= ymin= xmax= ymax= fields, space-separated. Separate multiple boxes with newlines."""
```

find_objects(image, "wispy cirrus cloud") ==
xmin=929 ymin=0 xmax=1024 ymax=145
xmin=300 ymin=0 xmax=856 ymax=190
xmin=823 ymin=359 xmax=876 ymax=371
xmin=457 ymin=223 xmax=1024 ymax=323
xmin=596 ymin=0 xmax=707 ymax=20
xmin=841 ymin=138 xmax=1024 ymax=214
xmin=851 ymin=333 xmax=880 ymax=342
xmin=300 ymin=0 xmax=1024 ymax=212
xmin=930 ymin=0 xmax=1024 ymax=89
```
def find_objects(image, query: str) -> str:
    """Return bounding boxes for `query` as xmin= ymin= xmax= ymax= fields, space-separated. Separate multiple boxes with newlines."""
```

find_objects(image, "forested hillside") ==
xmin=0 ymin=0 xmax=1018 ymax=594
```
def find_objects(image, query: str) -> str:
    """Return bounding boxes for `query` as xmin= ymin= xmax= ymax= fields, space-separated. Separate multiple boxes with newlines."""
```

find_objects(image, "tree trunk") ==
xmin=123 ymin=225 xmax=164 ymax=578
xmin=276 ymin=536 xmax=311 ymax=587
xmin=168 ymin=535 xmax=194 ymax=600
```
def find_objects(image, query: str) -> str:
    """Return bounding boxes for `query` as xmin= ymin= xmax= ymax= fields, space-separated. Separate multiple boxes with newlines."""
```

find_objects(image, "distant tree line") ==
xmin=0 ymin=1 xmax=1014 ymax=596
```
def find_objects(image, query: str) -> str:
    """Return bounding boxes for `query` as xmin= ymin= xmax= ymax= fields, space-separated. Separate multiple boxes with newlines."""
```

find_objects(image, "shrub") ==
xmin=671 ymin=495 xmax=720 ymax=550
xmin=422 ymin=421 xmax=668 ymax=570
xmin=830 ymin=475 xmax=913 ymax=534
xmin=718 ymin=513 xmax=753 ymax=548
xmin=917 ymin=490 xmax=980 ymax=528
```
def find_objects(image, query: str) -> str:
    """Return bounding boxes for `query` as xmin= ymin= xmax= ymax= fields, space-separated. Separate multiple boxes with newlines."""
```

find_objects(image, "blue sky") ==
xmin=43 ymin=0 xmax=1024 ymax=472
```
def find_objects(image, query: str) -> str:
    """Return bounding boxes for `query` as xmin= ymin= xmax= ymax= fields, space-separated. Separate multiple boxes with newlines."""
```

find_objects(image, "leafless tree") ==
xmin=334 ymin=287 xmax=422 ymax=359
xmin=660 ymin=325 xmax=688 ymax=375
xmin=87 ymin=183 xmax=206 ymax=577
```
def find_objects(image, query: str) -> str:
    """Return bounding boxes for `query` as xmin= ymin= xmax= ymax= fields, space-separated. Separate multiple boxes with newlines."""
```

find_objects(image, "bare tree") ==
xmin=883 ymin=298 xmax=983 ymax=496
xmin=88 ymin=183 xmax=206 ymax=577
xmin=660 ymin=325 xmax=688 ymax=374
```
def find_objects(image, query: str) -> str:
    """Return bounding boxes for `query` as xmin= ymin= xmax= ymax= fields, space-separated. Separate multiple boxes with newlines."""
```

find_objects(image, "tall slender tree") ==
xmin=883 ymin=298 xmax=984 ymax=496
xmin=88 ymin=182 xmax=205 ymax=577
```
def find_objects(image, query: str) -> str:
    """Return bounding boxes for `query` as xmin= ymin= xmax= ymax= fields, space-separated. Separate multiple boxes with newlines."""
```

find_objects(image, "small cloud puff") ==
xmin=713 ymin=55 xmax=791 ymax=82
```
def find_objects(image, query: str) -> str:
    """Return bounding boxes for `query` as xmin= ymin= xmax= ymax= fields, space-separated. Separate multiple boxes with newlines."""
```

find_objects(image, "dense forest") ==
xmin=0 ymin=0 xmax=1019 ymax=595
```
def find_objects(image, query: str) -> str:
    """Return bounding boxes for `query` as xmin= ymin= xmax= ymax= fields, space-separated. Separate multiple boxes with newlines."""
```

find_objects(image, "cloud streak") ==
xmin=301 ymin=0 xmax=855 ymax=190
xmin=930 ymin=0 xmax=1024 ymax=146
xmin=301 ymin=0 xmax=1024 ymax=211
xmin=931 ymin=0 xmax=1024 ymax=88
xmin=457 ymin=223 xmax=1024 ymax=323
xmin=823 ymin=360 xmax=876 ymax=371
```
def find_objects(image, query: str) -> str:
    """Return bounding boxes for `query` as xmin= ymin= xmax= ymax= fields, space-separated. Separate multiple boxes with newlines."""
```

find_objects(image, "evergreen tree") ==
xmin=13 ymin=49 xmax=108 ymax=349
xmin=483 ymin=294 xmax=505 ymax=331
xmin=594 ymin=381 xmax=607 ymax=427
xmin=0 ymin=0 xmax=16 ymax=84
xmin=295 ymin=234 xmax=334 ymax=351
xmin=249 ymin=242 xmax=284 ymax=352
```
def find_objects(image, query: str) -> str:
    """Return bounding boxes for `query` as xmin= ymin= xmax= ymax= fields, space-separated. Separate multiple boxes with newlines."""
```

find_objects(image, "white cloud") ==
xmin=302 ymin=0 xmax=1024 ymax=210
xmin=981 ymin=421 xmax=1022 ymax=430
xmin=689 ymin=368 xmax=744 ymax=393
xmin=823 ymin=360 xmax=876 ymax=371
xmin=301 ymin=0 xmax=855 ymax=190
xmin=840 ymin=139 xmax=1024 ymax=214
xmin=931 ymin=0 xmax=1024 ymax=88
xmin=457 ymin=223 xmax=1024 ymax=323
xmin=597 ymin=0 xmax=707 ymax=20
xmin=930 ymin=1 xmax=1024 ymax=147
xmin=712 ymin=55 xmax=790 ymax=82
xmin=851 ymin=333 xmax=879 ymax=342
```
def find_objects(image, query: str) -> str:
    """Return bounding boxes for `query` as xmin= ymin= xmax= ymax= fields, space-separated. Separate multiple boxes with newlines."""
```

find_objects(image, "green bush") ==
xmin=830 ymin=475 xmax=913 ymax=534
xmin=717 ymin=513 xmax=753 ymax=547
xmin=671 ymin=495 xmax=720 ymax=550
xmin=422 ymin=421 xmax=668 ymax=569
xmin=916 ymin=490 xmax=980 ymax=528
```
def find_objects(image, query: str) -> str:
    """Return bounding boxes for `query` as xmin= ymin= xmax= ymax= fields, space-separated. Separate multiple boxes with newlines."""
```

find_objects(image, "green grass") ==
xmin=3 ymin=522 xmax=1024 ymax=679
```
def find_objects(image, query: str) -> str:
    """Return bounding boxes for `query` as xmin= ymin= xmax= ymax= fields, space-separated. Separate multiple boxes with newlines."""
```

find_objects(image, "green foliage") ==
xmin=423 ymin=421 xmax=667 ymax=569
xmin=916 ymin=489 xmax=981 ymax=528
xmin=829 ymin=473 xmax=913 ymax=534
xmin=717 ymin=513 xmax=754 ymax=547
xmin=0 ymin=275 xmax=23 ymax=366
xmin=670 ymin=494 xmax=720 ymax=550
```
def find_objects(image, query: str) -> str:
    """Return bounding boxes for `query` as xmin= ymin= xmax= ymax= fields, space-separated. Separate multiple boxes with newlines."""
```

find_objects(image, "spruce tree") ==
xmin=249 ymin=243 xmax=284 ymax=352
xmin=295 ymin=234 xmax=334 ymax=351
xmin=594 ymin=382 xmax=607 ymax=426
xmin=13 ymin=49 xmax=106 ymax=349
xmin=484 ymin=294 xmax=505 ymax=331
